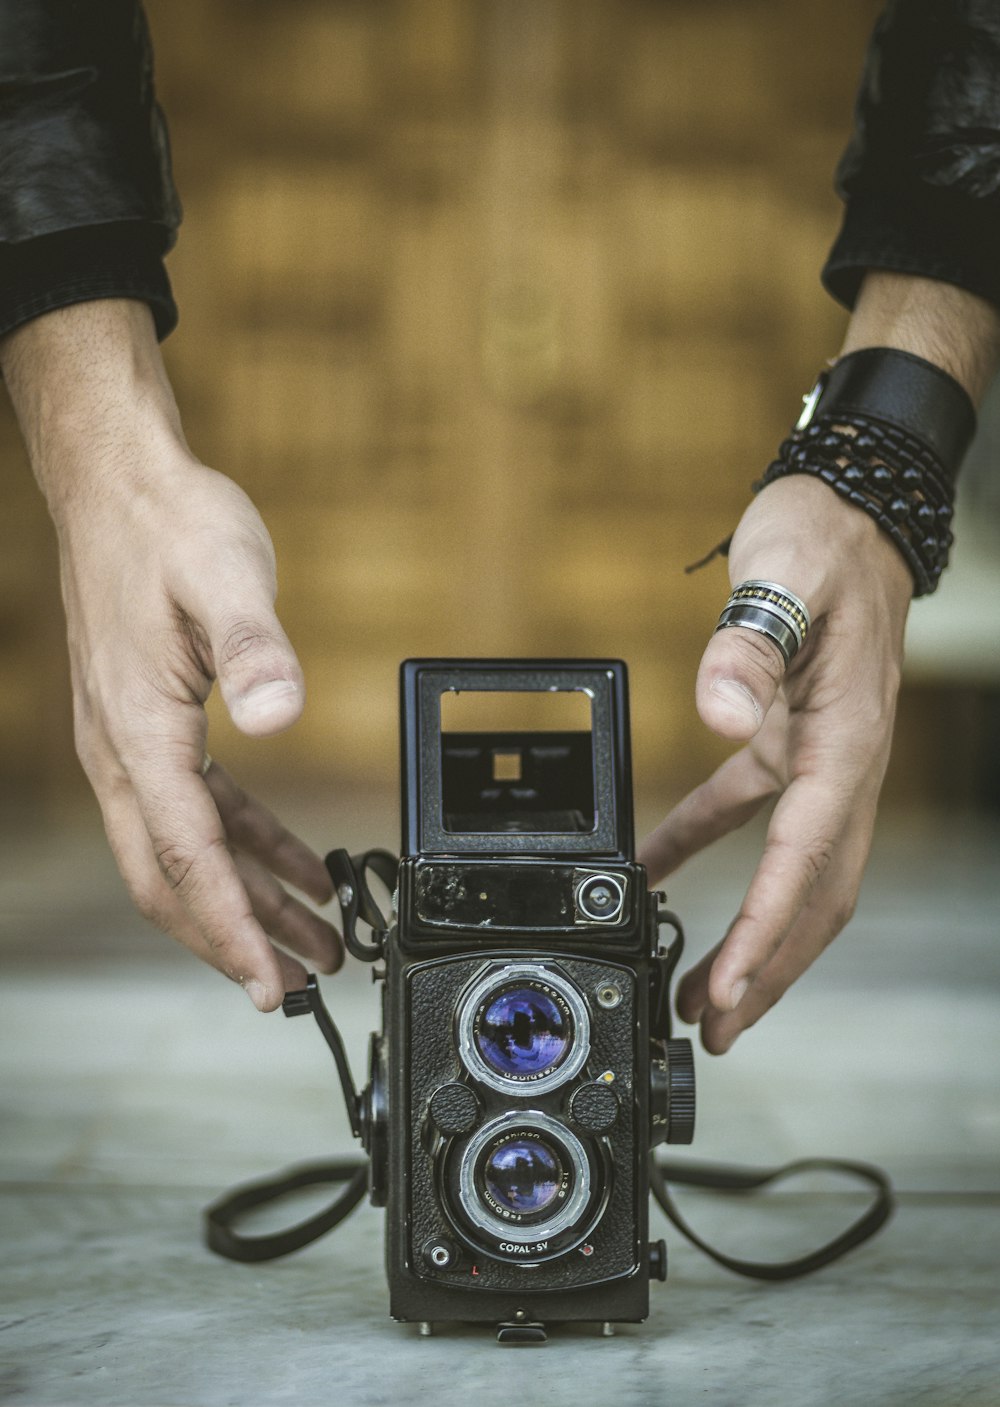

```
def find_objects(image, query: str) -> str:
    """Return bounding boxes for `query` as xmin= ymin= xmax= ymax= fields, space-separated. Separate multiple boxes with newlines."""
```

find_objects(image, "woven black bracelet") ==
xmin=754 ymin=348 xmax=977 ymax=596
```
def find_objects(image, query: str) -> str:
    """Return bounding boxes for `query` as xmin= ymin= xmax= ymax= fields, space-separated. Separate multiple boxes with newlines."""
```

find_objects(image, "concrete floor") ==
xmin=1 ymin=791 xmax=999 ymax=1406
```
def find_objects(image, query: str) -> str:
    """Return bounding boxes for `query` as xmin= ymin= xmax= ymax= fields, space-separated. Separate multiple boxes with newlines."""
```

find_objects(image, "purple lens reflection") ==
xmin=483 ymin=1138 xmax=562 ymax=1215
xmin=475 ymin=986 xmax=570 ymax=1078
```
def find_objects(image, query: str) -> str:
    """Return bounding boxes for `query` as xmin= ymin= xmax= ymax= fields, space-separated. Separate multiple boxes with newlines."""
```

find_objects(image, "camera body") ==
xmin=358 ymin=660 xmax=694 ymax=1336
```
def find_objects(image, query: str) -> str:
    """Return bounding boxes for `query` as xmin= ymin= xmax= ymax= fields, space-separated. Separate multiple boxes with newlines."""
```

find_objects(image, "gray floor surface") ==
xmin=1 ymin=793 xmax=998 ymax=1406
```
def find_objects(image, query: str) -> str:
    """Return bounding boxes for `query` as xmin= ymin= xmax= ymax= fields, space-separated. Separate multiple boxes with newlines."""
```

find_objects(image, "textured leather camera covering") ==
xmin=400 ymin=951 xmax=644 ymax=1294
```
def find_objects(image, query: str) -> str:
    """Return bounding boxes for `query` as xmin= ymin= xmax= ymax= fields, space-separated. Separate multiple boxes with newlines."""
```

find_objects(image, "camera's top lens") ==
xmin=474 ymin=984 xmax=571 ymax=1082
xmin=457 ymin=962 xmax=591 ymax=1095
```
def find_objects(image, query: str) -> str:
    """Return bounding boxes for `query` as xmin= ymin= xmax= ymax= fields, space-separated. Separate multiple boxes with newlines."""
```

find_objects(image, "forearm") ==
xmin=1 ymin=300 xmax=189 ymax=523
xmin=839 ymin=271 xmax=1000 ymax=405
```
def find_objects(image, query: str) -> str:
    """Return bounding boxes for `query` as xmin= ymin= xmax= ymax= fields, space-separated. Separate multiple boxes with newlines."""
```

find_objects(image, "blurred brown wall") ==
xmin=7 ymin=0 xmax=976 ymax=815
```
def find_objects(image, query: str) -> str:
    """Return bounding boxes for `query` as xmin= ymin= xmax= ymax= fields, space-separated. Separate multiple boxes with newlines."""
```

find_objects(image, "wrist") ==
xmin=838 ymin=271 xmax=1000 ymax=405
xmin=1 ymin=300 xmax=190 ymax=521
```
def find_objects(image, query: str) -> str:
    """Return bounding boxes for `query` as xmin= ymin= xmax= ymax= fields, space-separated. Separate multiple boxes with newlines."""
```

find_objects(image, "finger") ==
xmin=274 ymin=947 xmax=311 ymax=992
xmin=108 ymin=783 xmax=313 ymax=998
xmin=693 ymin=820 xmax=873 ymax=1054
xmin=232 ymin=851 xmax=343 ymax=974
xmin=180 ymin=555 xmax=305 ymax=738
xmin=675 ymin=934 xmax=726 ymax=1027
xmin=637 ymin=741 xmax=782 ymax=884
xmin=98 ymin=773 xmax=289 ymax=1005
xmin=703 ymin=772 xmax=851 ymax=1014
xmin=204 ymin=760 xmax=334 ymax=905
xmin=695 ymin=622 xmax=788 ymax=742
xmin=122 ymin=737 xmax=288 ymax=1009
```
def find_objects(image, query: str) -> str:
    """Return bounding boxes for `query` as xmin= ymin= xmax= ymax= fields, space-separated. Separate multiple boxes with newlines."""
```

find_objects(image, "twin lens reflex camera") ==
xmin=208 ymin=659 xmax=697 ymax=1343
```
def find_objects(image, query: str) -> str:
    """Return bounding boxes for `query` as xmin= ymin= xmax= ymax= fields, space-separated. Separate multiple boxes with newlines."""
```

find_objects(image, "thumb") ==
xmin=206 ymin=600 xmax=305 ymax=738
xmin=695 ymin=622 xmax=786 ymax=742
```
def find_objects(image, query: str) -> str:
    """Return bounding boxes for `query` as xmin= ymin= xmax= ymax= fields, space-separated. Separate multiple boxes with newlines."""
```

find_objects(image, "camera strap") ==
xmin=204 ymin=1152 xmax=892 ymax=1278
xmin=649 ymin=1153 xmax=894 ymax=1281
xmin=205 ymin=968 xmax=893 ymax=1277
xmin=205 ymin=1160 xmax=369 ymax=1263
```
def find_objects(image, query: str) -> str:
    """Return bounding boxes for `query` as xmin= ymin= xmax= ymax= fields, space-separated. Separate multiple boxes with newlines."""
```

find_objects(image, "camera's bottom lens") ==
xmin=483 ymin=1135 xmax=564 ymax=1217
xmin=445 ymin=1111 xmax=610 ymax=1264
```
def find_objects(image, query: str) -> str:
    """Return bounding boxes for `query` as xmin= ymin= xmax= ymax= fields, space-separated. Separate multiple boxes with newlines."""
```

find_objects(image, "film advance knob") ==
xmin=428 ymin=1081 xmax=481 ymax=1137
xmin=664 ymin=1038 xmax=695 ymax=1145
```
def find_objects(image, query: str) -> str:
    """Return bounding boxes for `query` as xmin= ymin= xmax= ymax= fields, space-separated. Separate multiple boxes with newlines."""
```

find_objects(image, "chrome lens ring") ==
xmin=457 ymin=1110 xmax=593 ymax=1246
xmin=456 ymin=962 xmax=590 ymax=1096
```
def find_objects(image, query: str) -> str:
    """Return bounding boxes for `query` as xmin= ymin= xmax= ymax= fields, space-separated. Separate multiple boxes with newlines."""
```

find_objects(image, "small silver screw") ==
xmin=337 ymin=883 xmax=354 ymax=907
xmin=596 ymin=983 xmax=622 ymax=1009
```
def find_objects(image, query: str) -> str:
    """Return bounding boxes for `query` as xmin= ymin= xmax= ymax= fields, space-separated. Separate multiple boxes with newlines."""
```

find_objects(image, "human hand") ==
xmin=638 ymin=474 xmax=912 ymax=1053
xmin=2 ymin=301 xmax=340 ymax=1009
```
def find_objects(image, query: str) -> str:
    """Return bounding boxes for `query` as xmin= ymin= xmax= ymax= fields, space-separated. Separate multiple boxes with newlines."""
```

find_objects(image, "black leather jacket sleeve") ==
xmin=2 ymin=2 xmax=998 ymax=344
xmin=823 ymin=0 xmax=1000 ymax=311
xmin=0 ymin=0 xmax=180 ymax=339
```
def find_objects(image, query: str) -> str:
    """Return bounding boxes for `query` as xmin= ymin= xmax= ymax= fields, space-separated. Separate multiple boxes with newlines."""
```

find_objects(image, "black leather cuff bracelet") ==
xmin=755 ymin=347 xmax=977 ymax=596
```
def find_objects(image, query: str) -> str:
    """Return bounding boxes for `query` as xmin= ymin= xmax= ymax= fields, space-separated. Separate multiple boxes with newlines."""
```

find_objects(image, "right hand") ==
xmin=59 ymin=457 xmax=342 ymax=1008
xmin=3 ymin=301 xmax=340 ymax=1009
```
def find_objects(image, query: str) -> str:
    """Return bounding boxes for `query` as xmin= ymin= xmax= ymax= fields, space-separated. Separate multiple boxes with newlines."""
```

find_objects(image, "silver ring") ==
xmin=715 ymin=579 xmax=811 ymax=666
xmin=457 ymin=1110 xmax=593 ymax=1247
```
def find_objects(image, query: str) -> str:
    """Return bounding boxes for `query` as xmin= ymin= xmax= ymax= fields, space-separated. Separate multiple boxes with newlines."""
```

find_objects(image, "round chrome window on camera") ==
xmin=574 ymin=871 xmax=626 ymax=924
xmin=456 ymin=963 xmax=591 ymax=1097
xmin=457 ymin=1110 xmax=596 ymax=1252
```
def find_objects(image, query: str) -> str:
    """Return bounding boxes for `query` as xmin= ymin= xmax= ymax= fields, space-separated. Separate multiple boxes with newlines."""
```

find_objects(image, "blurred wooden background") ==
xmin=1 ymin=0 xmax=992 ymax=817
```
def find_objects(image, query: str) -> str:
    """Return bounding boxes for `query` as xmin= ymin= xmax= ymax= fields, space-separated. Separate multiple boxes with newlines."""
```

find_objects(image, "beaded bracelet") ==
xmin=754 ymin=348 xmax=977 ymax=597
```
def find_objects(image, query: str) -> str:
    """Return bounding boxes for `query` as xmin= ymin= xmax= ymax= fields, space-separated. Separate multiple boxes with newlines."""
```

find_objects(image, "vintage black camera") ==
xmin=326 ymin=659 xmax=696 ymax=1340
xmin=207 ymin=657 xmax=895 ymax=1333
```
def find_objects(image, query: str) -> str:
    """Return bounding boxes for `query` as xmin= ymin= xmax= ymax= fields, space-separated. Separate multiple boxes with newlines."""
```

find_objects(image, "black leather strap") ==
xmin=811 ymin=347 xmax=976 ymax=476
xmin=204 ymin=1160 xmax=369 ymax=1264
xmin=650 ymin=1154 xmax=895 ymax=1281
xmin=205 ymin=1152 xmax=893 ymax=1278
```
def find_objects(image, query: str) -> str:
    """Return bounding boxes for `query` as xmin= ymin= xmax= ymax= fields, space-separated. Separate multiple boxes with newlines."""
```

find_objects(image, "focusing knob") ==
xmin=361 ymin=1033 xmax=389 ymax=1206
xmin=429 ymin=1081 xmax=481 ymax=1137
xmin=664 ymin=1038 xmax=695 ymax=1145
xmin=648 ymin=1238 xmax=668 ymax=1282
xmin=568 ymin=1080 xmax=619 ymax=1133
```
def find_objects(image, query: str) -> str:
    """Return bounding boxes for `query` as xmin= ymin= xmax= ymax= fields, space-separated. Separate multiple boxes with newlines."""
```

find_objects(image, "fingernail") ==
xmin=729 ymin=977 xmax=749 ymax=1010
xmin=710 ymin=679 xmax=762 ymax=728
xmin=230 ymin=679 xmax=300 ymax=729
xmin=243 ymin=978 xmax=270 ymax=1011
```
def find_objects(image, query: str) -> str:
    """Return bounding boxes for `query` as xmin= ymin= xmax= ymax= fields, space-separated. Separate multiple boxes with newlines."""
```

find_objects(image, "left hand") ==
xmin=638 ymin=473 xmax=913 ymax=1053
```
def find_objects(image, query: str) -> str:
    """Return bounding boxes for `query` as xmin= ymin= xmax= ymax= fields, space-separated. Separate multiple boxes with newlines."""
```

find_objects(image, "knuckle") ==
xmin=770 ymin=832 xmax=835 ymax=888
xmin=154 ymin=840 xmax=199 ymax=894
xmin=803 ymin=840 xmax=835 ymax=887
xmin=729 ymin=629 xmax=786 ymax=687
xmin=218 ymin=620 xmax=277 ymax=670
xmin=153 ymin=834 xmax=227 ymax=900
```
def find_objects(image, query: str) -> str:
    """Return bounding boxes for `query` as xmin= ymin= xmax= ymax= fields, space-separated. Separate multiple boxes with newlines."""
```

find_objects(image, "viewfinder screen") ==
xmin=439 ymin=689 xmax=595 ymax=835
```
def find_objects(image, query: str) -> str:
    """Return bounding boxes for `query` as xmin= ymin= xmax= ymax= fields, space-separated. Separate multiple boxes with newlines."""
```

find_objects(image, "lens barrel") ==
xmin=452 ymin=1110 xmax=605 ymax=1260
xmin=456 ymin=964 xmax=590 ymax=1095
